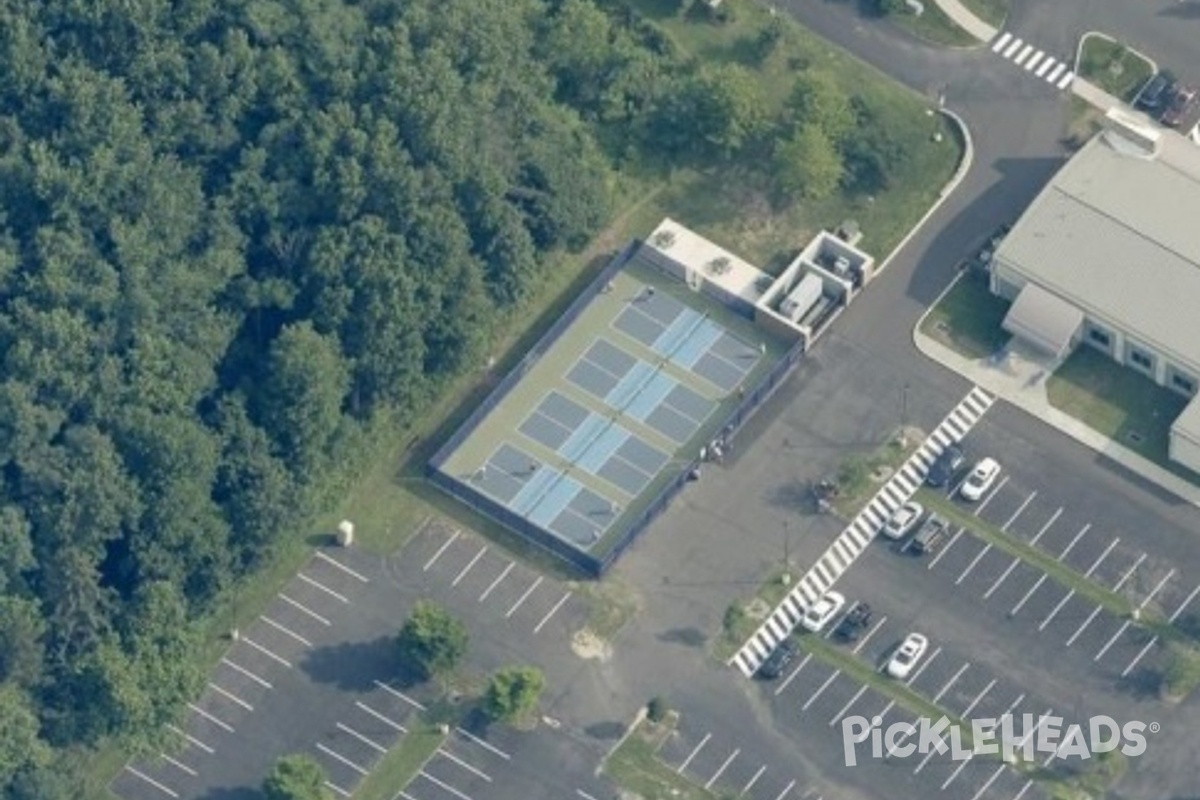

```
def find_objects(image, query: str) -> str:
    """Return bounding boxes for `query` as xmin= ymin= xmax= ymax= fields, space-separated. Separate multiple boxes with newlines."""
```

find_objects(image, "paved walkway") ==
xmin=913 ymin=319 xmax=1200 ymax=507
xmin=930 ymin=0 xmax=998 ymax=43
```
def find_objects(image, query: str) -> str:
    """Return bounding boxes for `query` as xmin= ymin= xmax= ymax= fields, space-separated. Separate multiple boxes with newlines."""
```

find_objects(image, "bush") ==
xmin=1162 ymin=642 xmax=1200 ymax=698
xmin=646 ymin=696 xmax=669 ymax=722
xmin=483 ymin=666 xmax=546 ymax=722
xmin=263 ymin=754 xmax=330 ymax=800
xmin=396 ymin=601 xmax=468 ymax=682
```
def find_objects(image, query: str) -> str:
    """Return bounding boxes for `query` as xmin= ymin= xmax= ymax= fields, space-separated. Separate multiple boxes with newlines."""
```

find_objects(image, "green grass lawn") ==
xmin=604 ymin=717 xmax=721 ymax=800
xmin=957 ymin=0 xmax=1009 ymax=28
xmin=831 ymin=431 xmax=919 ymax=517
xmin=353 ymin=725 xmax=447 ymax=800
xmin=888 ymin=2 xmax=979 ymax=48
xmin=714 ymin=570 xmax=796 ymax=661
xmin=1077 ymin=35 xmax=1155 ymax=103
xmin=919 ymin=269 xmax=1012 ymax=359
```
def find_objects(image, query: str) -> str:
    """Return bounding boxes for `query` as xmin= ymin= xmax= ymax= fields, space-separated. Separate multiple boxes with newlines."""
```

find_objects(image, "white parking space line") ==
xmin=299 ymin=573 xmax=350 ymax=603
xmin=338 ymin=722 xmax=387 ymax=754
xmin=167 ymin=724 xmax=214 ymax=754
xmin=1113 ymin=553 xmax=1147 ymax=592
xmin=1010 ymin=779 xmax=1035 ymax=800
xmin=188 ymin=703 xmax=234 ymax=733
xmin=505 ymin=576 xmax=543 ymax=618
xmin=452 ymin=546 xmax=488 ymax=587
xmin=277 ymin=594 xmax=332 ymax=625
xmin=984 ymin=557 xmax=1021 ymax=600
xmin=955 ymin=543 xmax=992 ymax=585
xmin=971 ymin=764 xmax=1007 ymax=800
xmin=941 ymin=753 xmax=973 ymax=789
xmin=355 ymin=701 xmax=407 ymax=733
xmin=260 ymin=615 xmax=313 ymax=647
xmin=375 ymin=681 xmax=428 ymax=712
xmin=1084 ymin=539 xmax=1119 ymax=578
xmin=975 ymin=477 xmax=1009 ymax=514
xmin=829 ymin=685 xmax=869 ymax=727
xmin=960 ymin=678 xmax=996 ymax=717
xmin=160 ymin=754 xmax=197 ymax=776
xmin=424 ymin=531 xmax=460 ymax=571
xmin=1000 ymin=693 xmax=1026 ymax=717
xmin=852 ymin=615 xmax=887 ymax=655
xmin=932 ymin=662 xmax=970 ymax=703
xmin=802 ymin=670 xmax=841 ymax=711
xmin=324 ymin=781 xmax=351 ymax=798
xmin=1037 ymin=589 xmax=1075 ymax=631
xmin=1121 ymin=637 xmax=1159 ymax=678
xmin=242 ymin=636 xmax=292 ymax=667
xmin=928 ymin=528 xmax=965 ymax=570
xmin=316 ymin=551 xmax=369 ymax=583
xmin=1029 ymin=507 xmax=1062 ymax=546
xmin=742 ymin=765 xmax=767 ymax=794
xmin=877 ymin=699 xmax=896 ymax=719
xmin=455 ymin=726 xmax=511 ymax=760
xmin=317 ymin=743 xmax=369 ymax=776
xmin=577 ymin=791 xmax=600 ymax=800
xmin=478 ymin=562 xmax=514 ymax=602
xmin=1137 ymin=569 xmax=1177 ymax=612
xmin=1000 ymin=492 xmax=1037 ymax=530
xmin=775 ymin=653 xmax=812 ymax=696
xmin=705 ymin=748 xmax=740 ymax=789
xmin=1010 ymin=574 xmax=1048 ymax=616
xmin=1056 ymin=524 xmax=1091 ymax=562
xmin=438 ymin=748 xmax=492 ymax=781
xmin=209 ymin=682 xmax=253 ymax=711
xmin=221 ymin=657 xmax=272 ymax=688
xmin=905 ymin=647 xmax=942 ymax=687
xmin=534 ymin=591 xmax=573 ymax=633
xmin=1094 ymin=620 xmax=1132 ymax=662
xmin=1170 ymin=584 xmax=1200 ymax=622
xmin=913 ymin=735 xmax=944 ymax=773
xmin=773 ymin=779 xmax=797 ymax=800
xmin=677 ymin=733 xmax=712 ymax=773
xmin=1065 ymin=605 xmax=1103 ymax=647
xmin=125 ymin=766 xmax=179 ymax=798
xmin=420 ymin=769 xmax=474 ymax=800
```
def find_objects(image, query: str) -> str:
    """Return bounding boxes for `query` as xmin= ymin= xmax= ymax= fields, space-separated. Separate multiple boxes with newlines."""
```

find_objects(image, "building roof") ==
xmin=1002 ymin=283 xmax=1083 ymax=358
xmin=994 ymin=130 xmax=1200 ymax=370
xmin=645 ymin=218 xmax=767 ymax=306
xmin=1172 ymin=395 xmax=1200 ymax=445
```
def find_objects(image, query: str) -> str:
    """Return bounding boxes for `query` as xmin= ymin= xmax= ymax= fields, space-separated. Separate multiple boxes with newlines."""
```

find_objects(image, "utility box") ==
xmin=779 ymin=273 xmax=824 ymax=323
xmin=336 ymin=520 xmax=355 ymax=547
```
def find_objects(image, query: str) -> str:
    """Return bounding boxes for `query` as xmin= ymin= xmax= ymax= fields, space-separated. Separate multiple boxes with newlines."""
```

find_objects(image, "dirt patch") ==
xmin=744 ymin=598 xmax=771 ymax=620
xmin=572 ymin=627 xmax=613 ymax=661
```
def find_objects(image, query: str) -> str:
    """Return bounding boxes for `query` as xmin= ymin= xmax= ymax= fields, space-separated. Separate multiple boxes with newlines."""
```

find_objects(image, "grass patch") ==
xmin=1046 ymin=346 xmax=1196 ymax=482
xmin=576 ymin=576 xmax=642 ymax=642
xmin=957 ymin=0 xmax=1008 ymax=28
xmin=919 ymin=269 xmax=1012 ymax=359
xmin=714 ymin=570 xmax=796 ymax=661
xmin=604 ymin=716 xmax=721 ymax=800
xmin=1077 ymin=35 xmax=1155 ymax=103
xmin=1161 ymin=640 xmax=1200 ymax=701
xmin=919 ymin=490 xmax=1134 ymax=618
xmin=831 ymin=430 xmax=920 ymax=516
xmin=888 ymin=3 xmax=980 ymax=48
xmin=352 ymin=724 xmax=447 ymax=800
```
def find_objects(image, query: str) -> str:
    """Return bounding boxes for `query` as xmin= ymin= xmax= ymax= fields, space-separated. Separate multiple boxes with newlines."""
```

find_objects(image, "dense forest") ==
xmin=0 ymin=0 xmax=909 ymax=793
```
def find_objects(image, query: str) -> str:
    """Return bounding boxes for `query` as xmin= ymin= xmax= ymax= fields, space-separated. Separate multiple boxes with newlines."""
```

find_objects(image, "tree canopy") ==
xmin=482 ymin=666 xmax=546 ymax=723
xmin=263 ymin=754 xmax=331 ymax=800
xmin=396 ymin=602 xmax=468 ymax=682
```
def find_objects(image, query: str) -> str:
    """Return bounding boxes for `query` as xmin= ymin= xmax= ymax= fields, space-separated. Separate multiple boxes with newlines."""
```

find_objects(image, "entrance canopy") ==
xmin=1002 ymin=283 xmax=1084 ymax=359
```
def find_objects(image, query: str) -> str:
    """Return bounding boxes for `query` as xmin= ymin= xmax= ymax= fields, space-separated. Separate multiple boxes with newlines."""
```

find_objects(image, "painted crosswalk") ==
xmin=990 ymin=32 xmax=1074 ymax=91
xmin=730 ymin=386 xmax=995 ymax=677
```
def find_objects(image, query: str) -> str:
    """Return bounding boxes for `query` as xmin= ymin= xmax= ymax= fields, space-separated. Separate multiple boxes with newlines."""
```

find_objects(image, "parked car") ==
xmin=925 ymin=443 xmax=965 ymax=488
xmin=883 ymin=501 xmax=924 ymax=540
xmin=799 ymin=590 xmax=846 ymax=633
xmin=834 ymin=603 xmax=873 ymax=643
xmin=757 ymin=640 xmax=798 ymax=680
xmin=960 ymin=457 xmax=1001 ymax=502
xmin=911 ymin=513 xmax=950 ymax=555
xmin=886 ymin=633 xmax=929 ymax=679
xmin=1136 ymin=73 xmax=1172 ymax=110
xmin=1162 ymin=85 xmax=1198 ymax=128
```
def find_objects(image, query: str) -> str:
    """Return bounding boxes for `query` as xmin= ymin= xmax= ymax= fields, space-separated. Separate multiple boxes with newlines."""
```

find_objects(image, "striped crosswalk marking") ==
xmin=1056 ymin=70 xmax=1075 ymax=90
xmin=1013 ymin=44 xmax=1034 ymax=66
xmin=1024 ymin=52 xmax=1044 ymax=72
xmin=991 ymin=32 xmax=1013 ymax=52
xmin=1046 ymin=63 xmax=1066 ymax=84
xmin=1003 ymin=38 xmax=1023 ymax=58
xmin=730 ymin=387 xmax=996 ymax=677
xmin=990 ymin=33 xmax=1073 ymax=90
xmin=1035 ymin=58 xmax=1055 ymax=78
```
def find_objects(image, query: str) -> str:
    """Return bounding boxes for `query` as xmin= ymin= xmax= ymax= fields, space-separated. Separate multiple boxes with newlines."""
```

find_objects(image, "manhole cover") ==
xmin=1126 ymin=431 xmax=1144 ymax=444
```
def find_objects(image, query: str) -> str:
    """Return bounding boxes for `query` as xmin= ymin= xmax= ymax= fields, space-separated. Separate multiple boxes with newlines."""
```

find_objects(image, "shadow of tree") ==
xmin=195 ymin=786 xmax=262 ymax=800
xmin=298 ymin=634 xmax=407 ymax=692
xmin=1115 ymin=666 xmax=1162 ymax=700
xmin=584 ymin=720 xmax=628 ymax=740
xmin=657 ymin=627 xmax=708 ymax=647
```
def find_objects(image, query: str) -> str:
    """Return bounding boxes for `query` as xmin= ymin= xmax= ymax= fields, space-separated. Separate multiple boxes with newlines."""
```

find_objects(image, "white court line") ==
xmin=1065 ymin=605 xmax=1103 ymax=647
xmin=222 ymin=657 xmax=272 ymax=688
xmin=534 ymin=591 xmax=573 ymax=633
xmin=159 ymin=754 xmax=196 ymax=776
xmin=1037 ymin=590 xmax=1075 ymax=631
xmin=852 ymin=615 xmax=887 ymax=655
xmin=452 ymin=546 xmax=488 ymax=586
xmin=324 ymin=781 xmax=351 ymax=798
xmin=124 ymin=766 xmax=179 ymax=798
xmin=317 ymin=743 xmax=368 ymax=776
xmin=960 ymin=678 xmax=996 ymax=718
xmin=1113 ymin=553 xmax=1146 ymax=592
xmin=984 ymin=557 xmax=1021 ymax=599
xmin=905 ymin=647 xmax=942 ymax=687
xmin=316 ymin=550 xmax=369 ymax=583
xmin=1000 ymin=491 xmax=1037 ymax=530
xmin=971 ymin=764 xmax=1007 ymax=800
xmin=505 ymin=576 xmax=543 ymax=618
xmin=1169 ymin=583 xmax=1200 ymax=623
xmin=339 ymin=722 xmax=387 ymax=754
xmin=376 ymin=681 xmax=427 ymax=712
xmin=742 ymin=765 xmax=767 ymax=794
xmin=1084 ymin=539 xmax=1120 ymax=578
xmin=801 ymin=670 xmax=841 ymax=712
xmin=773 ymin=779 xmax=797 ymax=800
xmin=1138 ymin=569 xmax=1177 ymax=612
xmin=1029 ymin=508 xmax=1062 ymax=546
xmin=299 ymin=573 xmax=349 ymax=603
xmin=479 ymin=562 xmax=515 ymax=602
xmin=455 ymin=726 xmax=511 ymax=760
xmin=260 ymin=615 xmax=313 ymax=647
xmin=419 ymin=769 xmax=473 ymax=800
xmin=438 ymin=748 xmax=492 ymax=781
xmin=424 ymin=531 xmax=461 ymax=571
xmin=242 ymin=636 xmax=292 ymax=667
xmin=677 ymin=733 xmax=712 ymax=773
xmin=188 ymin=703 xmax=234 ymax=733
xmin=208 ymin=683 xmax=253 ymax=711
xmin=974 ymin=477 xmax=1009 ymax=514
xmin=167 ymin=724 xmax=214 ymax=754
xmin=1121 ymin=637 xmax=1159 ymax=678
xmin=955 ymin=543 xmax=992 ymax=585
xmin=932 ymin=662 xmax=970 ymax=703
xmin=1094 ymin=620 xmax=1132 ymax=662
xmin=829 ymin=685 xmax=869 ymax=727
xmin=928 ymin=528 xmax=965 ymax=570
xmin=941 ymin=753 xmax=973 ymax=789
xmin=277 ymin=593 xmax=331 ymax=625
xmin=775 ymin=653 xmax=812 ymax=696
xmin=1010 ymin=574 xmax=1047 ymax=616
xmin=705 ymin=748 xmax=740 ymax=789
xmin=355 ymin=701 xmax=407 ymax=733
xmin=1056 ymin=524 xmax=1091 ymax=562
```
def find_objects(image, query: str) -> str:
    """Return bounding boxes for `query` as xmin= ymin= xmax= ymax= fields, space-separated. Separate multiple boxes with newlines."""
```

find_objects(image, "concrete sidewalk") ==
xmin=930 ymin=0 xmax=998 ymax=43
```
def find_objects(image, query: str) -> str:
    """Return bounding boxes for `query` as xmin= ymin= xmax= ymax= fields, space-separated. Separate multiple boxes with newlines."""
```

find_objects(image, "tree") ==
xmin=263 ymin=754 xmax=331 ymax=800
xmin=396 ymin=602 xmax=468 ymax=681
xmin=773 ymin=124 xmax=844 ymax=201
xmin=0 ymin=684 xmax=51 ymax=787
xmin=482 ymin=665 xmax=545 ymax=722
xmin=786 ymin=71 xmax=855 ymax=144
xmin=653 ymin=64 xmax=767 ymax=158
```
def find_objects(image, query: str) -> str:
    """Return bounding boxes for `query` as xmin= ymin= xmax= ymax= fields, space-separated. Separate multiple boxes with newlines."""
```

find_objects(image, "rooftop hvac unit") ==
xmin=779 ymin=273 xmax=824 ymax=323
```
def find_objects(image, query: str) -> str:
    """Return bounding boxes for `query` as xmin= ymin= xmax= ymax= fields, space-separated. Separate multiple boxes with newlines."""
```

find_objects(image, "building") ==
xmin=988 ymin=114 xmax=1200 ymax=472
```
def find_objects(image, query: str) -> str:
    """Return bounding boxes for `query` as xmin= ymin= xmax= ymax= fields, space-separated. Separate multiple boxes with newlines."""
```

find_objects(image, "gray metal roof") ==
xmin=994 ymin=131 xmax=1200 ymax=370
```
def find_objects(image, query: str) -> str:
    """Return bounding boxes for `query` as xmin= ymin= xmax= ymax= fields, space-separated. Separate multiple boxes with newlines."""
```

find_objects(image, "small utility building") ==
xmin=988 ymin=116 xmax=1200 ymax=473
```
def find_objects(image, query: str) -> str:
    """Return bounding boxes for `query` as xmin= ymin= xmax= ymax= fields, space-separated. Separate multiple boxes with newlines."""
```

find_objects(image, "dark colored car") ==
xmin=925 ymin=443 xmax=965 ymax=488
xmin=834 ymin=603 xmax=873 ymax=642
xmin=1136 ymin=73 xmax=1172 ymax=110
xmin=757 ymin=640 xmax=798 ymax=679
xmin=912 ymin=514 xmax=951 ymax=556
xmin=1162 ymin=85 xmax=1197 ymax=128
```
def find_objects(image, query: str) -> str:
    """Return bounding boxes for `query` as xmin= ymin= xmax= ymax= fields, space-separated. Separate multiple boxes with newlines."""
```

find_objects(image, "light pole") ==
xmin=781 ymin=519 xmax=791 ymax=585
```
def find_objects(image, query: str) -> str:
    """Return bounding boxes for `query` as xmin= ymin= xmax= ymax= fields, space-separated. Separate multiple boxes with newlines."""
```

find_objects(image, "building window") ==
xmin=1088 ymin=327 xmax=1111 ymax=348
xmin=1172 ymin=372 xmax=1196 ymax=396
xmin=1128 ymin=346 xmax=1154 ymax=373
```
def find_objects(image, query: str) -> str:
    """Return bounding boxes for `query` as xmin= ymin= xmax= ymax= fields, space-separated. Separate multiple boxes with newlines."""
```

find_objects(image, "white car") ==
xmin=799 ymin=590 xmax=846 ymax=633
xmin=886 ymin=632 xmax=929 ymax=679
xmin=960 ymin=457 xmax=1001 ymax=502
xmin=882 ymin=501 xmax=924 ymax=539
